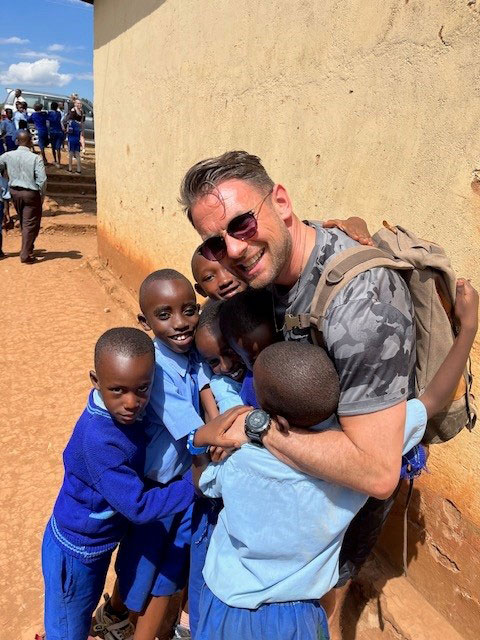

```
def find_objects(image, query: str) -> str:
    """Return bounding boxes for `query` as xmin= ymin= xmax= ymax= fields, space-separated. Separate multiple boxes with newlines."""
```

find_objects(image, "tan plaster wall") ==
xmin=93 ymin=0 xmax=480 ymax=635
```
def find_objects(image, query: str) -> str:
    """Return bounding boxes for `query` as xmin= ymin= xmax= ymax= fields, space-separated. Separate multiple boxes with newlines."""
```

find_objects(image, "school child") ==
xmin=191 ymin=247 xmax=248 ymax=301
xmin=0 ymin=169 xmax=11 ymax=258
xmin=66 ymin=116 xmax=83 ymax=173
xmin=41 ymin=327 xmax=195 ymax=640
xmin=47 ymin=101 xmax=64 ymax=168
xmin=192 ymin=279 xmax=478 ymax=640
xmin=13 ymin=102 xmax=27 ymax=130
xmin=28 ymin=103 xmax=49 ymax=165
xmin=95 ymin=270 xmax=243 ymax=640
xmin=0 ymin=109 xmax=17 ymax=151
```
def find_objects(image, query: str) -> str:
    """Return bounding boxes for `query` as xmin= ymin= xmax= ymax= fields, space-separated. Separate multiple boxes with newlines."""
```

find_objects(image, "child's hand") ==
xmin=454 ymin=278 xmax=479 ymax=334
xmin=323 ymin=216 xmax=374 ymax=246
xmin=195 ymin=405 xmax=250 ymax=449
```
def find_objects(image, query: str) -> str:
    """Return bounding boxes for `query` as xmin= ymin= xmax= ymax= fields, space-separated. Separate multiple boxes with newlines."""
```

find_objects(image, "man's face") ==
xmin=192 ymin=251 xmax=247 ymax=301
xmin=195 ymin=325 xmax=246 ymax=382
xmin=90 ymin=352 xmax=154 ymax=425
xmin=74 ymin=100 xmax=82 ymax=110
xmin=15 ymin=90 xmax=21 ymax=98
xmin=139 ymin=279 xmax=200 ymax=354
xmin=191 ymin=179 xmax=292 ymax=289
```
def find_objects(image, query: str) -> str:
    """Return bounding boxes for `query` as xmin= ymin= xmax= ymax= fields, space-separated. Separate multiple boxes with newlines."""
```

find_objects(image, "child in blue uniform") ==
xmin=47 ymin=101 xmax=64 ymax=168
xmin=28 ymin=103 xmax=49 ymax=165
xmin=42 ymin=327 xmax=195 ymax=640
xmin=66 ymin=118 xmax=82 ymax=173
xmin=0 ymin=170 xmax=11 ymax=258
xmin=0 ymin=109 xmax=17 ymax=152
xmin=96 ymin=270 xmax=243 ymax=640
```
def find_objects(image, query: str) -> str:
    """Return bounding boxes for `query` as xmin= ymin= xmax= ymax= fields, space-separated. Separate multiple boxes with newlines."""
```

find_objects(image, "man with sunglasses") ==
xmin=180 ymin=150 xmax=415 ymax=638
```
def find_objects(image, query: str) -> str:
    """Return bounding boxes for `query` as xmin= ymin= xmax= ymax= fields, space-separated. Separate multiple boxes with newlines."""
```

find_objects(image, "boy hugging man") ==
xmin=192 ymin=280 xmax=478 ymax=640
xmin=42 ymin=328 xmax=194 ymax=640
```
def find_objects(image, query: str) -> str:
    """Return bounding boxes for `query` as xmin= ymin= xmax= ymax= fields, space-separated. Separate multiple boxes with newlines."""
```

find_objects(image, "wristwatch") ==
xmin=245 ymin=409 xmax=272 ymax=446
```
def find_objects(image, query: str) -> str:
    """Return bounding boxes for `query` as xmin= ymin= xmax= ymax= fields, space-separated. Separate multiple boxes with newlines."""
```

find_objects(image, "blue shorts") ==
xmin=37 ymin=131 xmax=49 ymax=150
xmin=115 ymin=503 xmax=193 ymax=613
xmin=50 ymin=131 xmax=64 ymax=150
xmin=68 ymin=138 xmax=81 ymax=153
xmin=42 ymin=522 xmax=112 ymax=640
xmin=196 ymin=585 xmax=330 ymax=640
xmin=189 ymin=497 xmax=222 ymax=638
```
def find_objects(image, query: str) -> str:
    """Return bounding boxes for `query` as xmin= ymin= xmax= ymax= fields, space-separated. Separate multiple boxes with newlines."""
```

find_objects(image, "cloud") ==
xmin=19 ymin=50 xmax=84 ymax=66
xmin=0 ymin=37 xmax=29 ymax=45
xmin=75 ymin=72 xmax=93 ymax=81
xmin=0 ymin=59 xmax=72 ymax=87
xmin=48 ymin=44 xmax=65 ymax=52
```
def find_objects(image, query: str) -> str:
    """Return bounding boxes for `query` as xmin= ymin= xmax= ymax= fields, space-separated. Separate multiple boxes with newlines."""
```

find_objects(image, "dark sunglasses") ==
xmin=199 ymin=189 xmax=273 ymax=261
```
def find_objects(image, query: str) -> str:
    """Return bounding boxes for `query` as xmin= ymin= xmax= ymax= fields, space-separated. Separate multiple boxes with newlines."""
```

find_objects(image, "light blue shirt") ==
xmin=0 ymin=119 xmax=17 ymax=139
xmin=13 ymin=111 xmax=27 ymax=130
xmin=209 ymin=374 xmax=243 ymax=412
xmin=0 ymin=146 xmax=47 ymax=194
xmin=144 ymin=339 xmax=207 ymax=484
xmin=200 ymin=398 xmax=427 ymax=608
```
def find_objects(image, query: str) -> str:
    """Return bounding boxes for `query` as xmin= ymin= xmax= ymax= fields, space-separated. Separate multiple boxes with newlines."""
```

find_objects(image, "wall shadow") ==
xmin=341 ymin=483 xmax=426 ymax=639
xmin=94 ymin=0 xmax=168 ymax=49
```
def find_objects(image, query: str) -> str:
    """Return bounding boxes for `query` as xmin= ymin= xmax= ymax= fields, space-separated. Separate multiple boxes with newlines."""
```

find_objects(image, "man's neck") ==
xmin=275 ymin=216 xmax=316 ymax=288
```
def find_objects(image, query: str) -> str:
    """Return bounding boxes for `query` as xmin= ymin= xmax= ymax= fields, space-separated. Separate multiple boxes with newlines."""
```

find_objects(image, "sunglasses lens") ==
xmin=200 ymin=236 xmax=226 ymax=261
xmin=229 ymin=212 xmax=258 ymax=240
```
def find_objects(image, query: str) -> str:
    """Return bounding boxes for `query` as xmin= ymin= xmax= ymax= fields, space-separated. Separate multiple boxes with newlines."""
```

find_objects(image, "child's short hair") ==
xmin=139 ymin=269 xmax=193 ymax=314
xmin=253 ymin=342 xmax=340 ymax=428
xmin=33 ymin=102 xmax=42 ymax=111
xmin=51 ymin=101 xmax=58 ymax=110
xmin=218 ymin=288 xmax=274 ymax=345
xmin=197 ymin=300 xmax=223 ymax=333
xmin=94 ymin=327 xmax=154 ymax=369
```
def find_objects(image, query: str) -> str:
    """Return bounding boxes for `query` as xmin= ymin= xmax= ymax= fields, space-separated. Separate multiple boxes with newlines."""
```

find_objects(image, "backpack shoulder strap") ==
xmin=296 ymin=246 xmax=412 ymax=345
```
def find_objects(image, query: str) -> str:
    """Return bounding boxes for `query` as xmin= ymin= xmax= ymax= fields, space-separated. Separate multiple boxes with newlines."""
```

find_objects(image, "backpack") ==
xmin=285 ymin=222 xmax=476 ymax=444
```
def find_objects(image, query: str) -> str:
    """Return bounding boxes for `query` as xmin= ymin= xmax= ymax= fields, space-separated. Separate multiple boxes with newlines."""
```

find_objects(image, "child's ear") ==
xmin=90 ymin=370 xmax=100 ymax=390
xmin=194 ymin=283 xmax=207 ymax=298
xmin=138 ymin=313 xmax=151 ymax=332
xmin=275 ymin=415 xmax=291 ymax=433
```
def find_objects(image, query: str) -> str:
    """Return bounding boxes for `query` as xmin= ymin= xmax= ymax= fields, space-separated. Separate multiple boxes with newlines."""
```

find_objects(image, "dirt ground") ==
xmin=0 ymin=228 xmax=135 ymax=639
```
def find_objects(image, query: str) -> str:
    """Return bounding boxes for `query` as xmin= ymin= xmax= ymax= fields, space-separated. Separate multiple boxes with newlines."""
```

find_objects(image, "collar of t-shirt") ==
xmin=153 ymin=337 xmax=190 ymax=377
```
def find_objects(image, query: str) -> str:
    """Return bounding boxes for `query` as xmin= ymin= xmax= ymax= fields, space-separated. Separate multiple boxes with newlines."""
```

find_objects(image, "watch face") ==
xmin=247 ymin=409 xmax=270 ymax=434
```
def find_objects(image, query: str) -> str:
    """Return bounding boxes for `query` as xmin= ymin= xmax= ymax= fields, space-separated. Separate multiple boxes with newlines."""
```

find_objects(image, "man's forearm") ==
xmin=263 ymin=424 xmax=401 ymax=499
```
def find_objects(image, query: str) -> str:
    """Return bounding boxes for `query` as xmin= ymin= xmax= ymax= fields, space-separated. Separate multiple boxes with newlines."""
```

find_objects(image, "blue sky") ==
xmin=0 ymin=0 xmax=93 ymax=102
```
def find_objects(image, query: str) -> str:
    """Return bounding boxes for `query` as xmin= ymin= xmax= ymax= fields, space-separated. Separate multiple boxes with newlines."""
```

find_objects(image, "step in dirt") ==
xmin=46 ymin=182 xmax=96 ymax=195
xmin=45 ymin=192 xmax=96 ymax=200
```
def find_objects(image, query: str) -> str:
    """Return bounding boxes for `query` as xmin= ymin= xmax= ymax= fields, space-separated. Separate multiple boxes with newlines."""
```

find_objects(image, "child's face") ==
xmin=196 ymin=324 xmax=246 ymax=382
xmin=90 ymin=352 xmax=154 ymax=425
xmin=5 ymin=110 xmax=12 ymax=119
xmin=192 ymin=252 xmax=247 ymax=301
xmin=231 ymin=323 xmax=276 ymax=371
xmin=139 ymin=279 xmax=200 ymax=354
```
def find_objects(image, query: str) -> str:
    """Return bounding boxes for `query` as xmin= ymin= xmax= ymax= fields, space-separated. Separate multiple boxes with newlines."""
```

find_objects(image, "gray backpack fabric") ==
xmin=286 ymin=222 xmax=476 ymax=444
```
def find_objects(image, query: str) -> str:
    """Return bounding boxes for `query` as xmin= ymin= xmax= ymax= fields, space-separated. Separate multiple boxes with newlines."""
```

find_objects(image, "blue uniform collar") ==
xmin=153 ymin=338 xmax=191 ymax=378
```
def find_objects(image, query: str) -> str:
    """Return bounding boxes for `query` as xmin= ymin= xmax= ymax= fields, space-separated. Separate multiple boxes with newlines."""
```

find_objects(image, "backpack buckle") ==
xmin=326 ymin=268 xmax=344 ymax=285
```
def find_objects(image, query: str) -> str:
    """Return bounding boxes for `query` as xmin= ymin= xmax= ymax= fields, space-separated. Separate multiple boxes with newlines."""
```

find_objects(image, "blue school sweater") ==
xmin=47 ymin=110 xmax=63 ymax=133
xmin=28 ymin=111 xmax=48 ymax=135
xmin=50 ymin=390 xmax=195 ymax=562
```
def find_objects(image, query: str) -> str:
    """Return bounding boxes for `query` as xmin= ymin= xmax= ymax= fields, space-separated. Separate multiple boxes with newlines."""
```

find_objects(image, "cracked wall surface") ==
xmin=93 ymin=1 xmax=480 ymax=636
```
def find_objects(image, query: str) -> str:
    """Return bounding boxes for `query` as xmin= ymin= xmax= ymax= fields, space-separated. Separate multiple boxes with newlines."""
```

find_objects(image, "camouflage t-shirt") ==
xmin=272 ymin=221 xmax=416 ymax=416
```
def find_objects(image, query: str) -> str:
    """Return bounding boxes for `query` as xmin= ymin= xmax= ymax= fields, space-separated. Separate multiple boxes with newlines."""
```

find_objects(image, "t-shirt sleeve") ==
xmin=148 ymin=369 xmax=204 ymax=440
xmin=199 ymin=462 xmax=224 ymax=498
xmin=403 ymin=399 xmax=427 ymax=453
xmin=324 ymin=272 xmax=415 ymax=416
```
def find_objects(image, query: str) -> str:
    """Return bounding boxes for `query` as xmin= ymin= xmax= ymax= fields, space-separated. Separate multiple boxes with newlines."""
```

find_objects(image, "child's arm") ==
xmin=419 ymin=279 xmax=478 ymax=419
xmin=192 ymin=453 xmax=211 ymax=494
xmin=201 ymin=386 xmax=219 ymax=421
xmin=92 ymin=463 xmax=195 ymax=525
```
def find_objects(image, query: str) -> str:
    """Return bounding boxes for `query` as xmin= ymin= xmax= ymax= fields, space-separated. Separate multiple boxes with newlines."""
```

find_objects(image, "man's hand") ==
xmin=194 ymin=405 xmax=250 ymax=449
xmin=323 ymin=217 xmax=374 ymax=246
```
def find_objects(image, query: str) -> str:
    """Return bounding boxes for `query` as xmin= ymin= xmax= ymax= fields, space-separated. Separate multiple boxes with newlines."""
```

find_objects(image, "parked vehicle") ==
xmin=2 ymin=89 xmax=94 ymax=144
